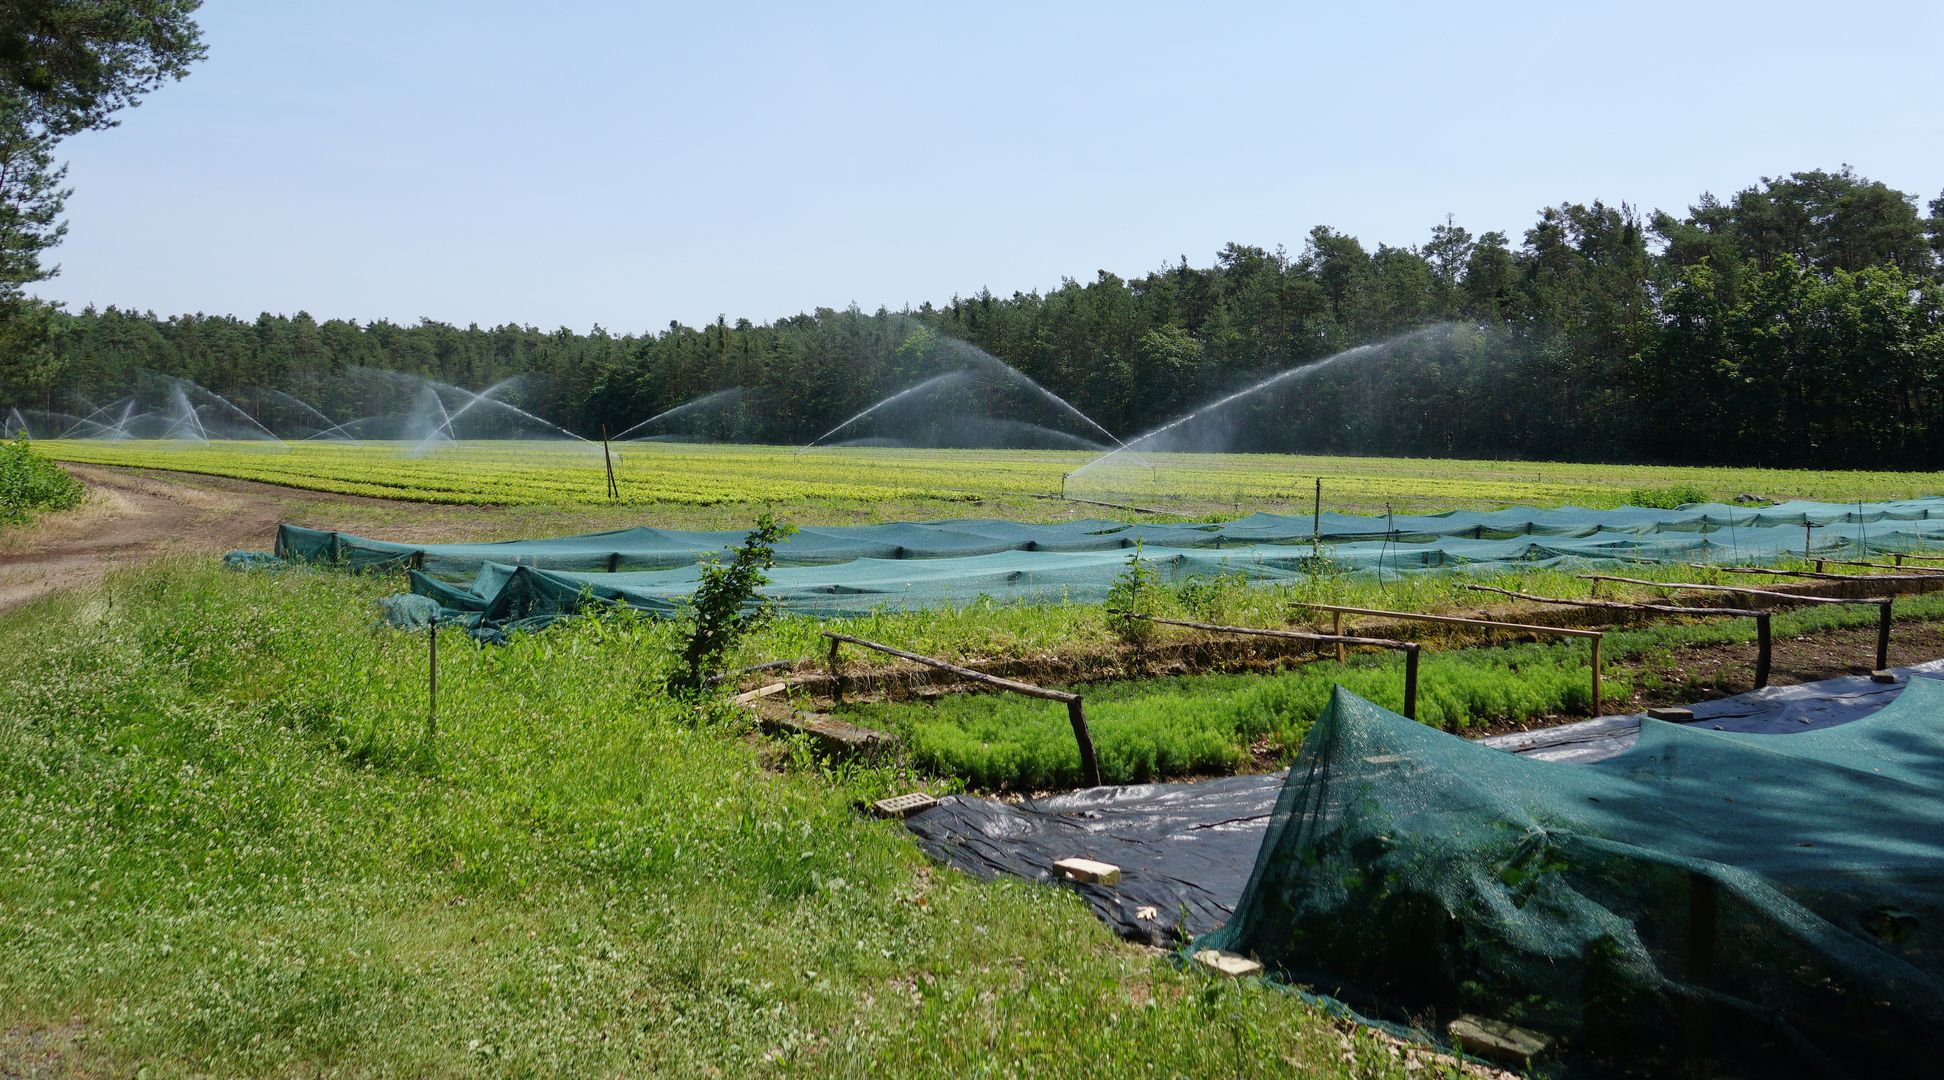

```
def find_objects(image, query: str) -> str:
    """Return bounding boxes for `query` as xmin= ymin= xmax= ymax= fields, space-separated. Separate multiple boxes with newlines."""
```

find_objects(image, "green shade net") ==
xmin=253 ymin=497 xmax=1944 ymax=632
xmin=1198 ymin=682 xmax=1944 ymax=1076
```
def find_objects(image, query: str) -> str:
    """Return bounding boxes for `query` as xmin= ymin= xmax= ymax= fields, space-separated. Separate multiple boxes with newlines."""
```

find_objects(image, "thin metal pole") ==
xmin=427 ymin=617 xmax=438 ymax=742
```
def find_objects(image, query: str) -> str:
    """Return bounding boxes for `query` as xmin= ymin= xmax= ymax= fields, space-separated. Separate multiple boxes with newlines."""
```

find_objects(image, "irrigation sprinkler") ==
xmin=821 ymin=631 xmax=1101 ymax=787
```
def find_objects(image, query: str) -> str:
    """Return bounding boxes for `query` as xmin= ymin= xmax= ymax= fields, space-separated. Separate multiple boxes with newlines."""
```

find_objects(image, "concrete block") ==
xmin=1447 ymin=1015 xmax=1552 ymax=1063
xmin=871 ymin=792 xmax=938 ymax=819
xmin=1053 ymin=857 xmax=1121 ymax=885
xmin=1191 ymin=949 xmax=1262 ymax=977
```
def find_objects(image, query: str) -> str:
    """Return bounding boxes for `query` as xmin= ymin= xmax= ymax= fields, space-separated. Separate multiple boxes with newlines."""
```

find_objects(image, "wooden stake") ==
xmin=600 ymin=425 xmax=619 ymax=501
xmin=1312 ymin=476 xmax=1322 ymax=557
xmin=1590 ymin=635 xmax=1603 ymax=717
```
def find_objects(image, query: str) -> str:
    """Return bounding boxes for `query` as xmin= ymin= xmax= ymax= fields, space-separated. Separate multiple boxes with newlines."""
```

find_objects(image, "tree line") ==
xmin=7 ymin=166 xmax=1944 ymax=469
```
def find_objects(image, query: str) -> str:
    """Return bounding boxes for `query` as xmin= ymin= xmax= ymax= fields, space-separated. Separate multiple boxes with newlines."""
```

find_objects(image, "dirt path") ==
xmin=0 ymin=465 xmax=294 ymax=615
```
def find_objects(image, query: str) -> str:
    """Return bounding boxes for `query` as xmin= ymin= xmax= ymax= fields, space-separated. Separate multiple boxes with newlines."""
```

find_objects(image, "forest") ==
xmin=7 ymin=167 xmax=1943 ymax=468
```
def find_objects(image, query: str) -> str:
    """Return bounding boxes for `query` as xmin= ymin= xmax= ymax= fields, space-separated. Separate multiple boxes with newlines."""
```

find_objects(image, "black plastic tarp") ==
xmin=907 ymin=660 xmax=1944 ymax=944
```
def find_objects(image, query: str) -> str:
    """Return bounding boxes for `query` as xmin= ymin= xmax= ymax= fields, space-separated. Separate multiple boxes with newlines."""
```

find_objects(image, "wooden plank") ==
xmin=821 ymin=632 xmax=1077 ymax=702
xmin=1448 ymin=1015 xmax=1552 ymax=1063
xmin=1579 ymin=574 xmax=1887 ymax=607
xmin=1463 ymin=582 xmax=1764 ymax=619
xmin=1292 ymin=601 xmax=1603 ymax=638
xmin=1191 ymin=949 xmax=1263 ymax=978
xmin=730 ymin=681 xmax=788 ymax=705
xmin=757 ymin=711 xmax=889 ymax=760
xmin=1134 ymin=612 xmax=1416 ymax=650
xmin=1053 ymin=857 xmax=1121 ymax=885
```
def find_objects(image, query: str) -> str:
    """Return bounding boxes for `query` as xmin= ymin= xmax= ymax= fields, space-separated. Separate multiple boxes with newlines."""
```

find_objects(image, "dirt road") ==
xmin=0 ymin=465 xmax=299 ymax=615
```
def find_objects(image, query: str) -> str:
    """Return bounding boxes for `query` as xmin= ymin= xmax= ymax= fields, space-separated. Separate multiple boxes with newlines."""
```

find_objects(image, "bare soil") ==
xmin=0 ymin=464 xmax=513 ymax=617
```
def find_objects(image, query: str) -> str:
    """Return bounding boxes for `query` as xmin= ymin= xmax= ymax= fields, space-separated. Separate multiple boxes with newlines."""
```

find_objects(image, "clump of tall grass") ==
xmin=0 ymin=433 xmax=84 ymax=525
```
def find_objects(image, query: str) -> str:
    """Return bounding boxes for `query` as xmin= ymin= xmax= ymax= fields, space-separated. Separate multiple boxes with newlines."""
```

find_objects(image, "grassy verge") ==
xmin=0 ymin=562 xmax=1458 ymax=1077
xmin=0 ymin=435 xmax=84 ymax=526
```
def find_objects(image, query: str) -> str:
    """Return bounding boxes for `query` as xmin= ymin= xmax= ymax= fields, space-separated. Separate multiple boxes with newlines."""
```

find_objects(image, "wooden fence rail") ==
xmin=1289 ymin=602 xmax=1605 ymax=717
xmin=1123 ymin=613 xmax=1424 ymax=722
xmin=821 ymin=631 xmax=1102 ymax=787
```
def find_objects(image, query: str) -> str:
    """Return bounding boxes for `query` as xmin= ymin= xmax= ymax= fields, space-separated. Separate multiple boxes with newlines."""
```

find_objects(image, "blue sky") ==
xmin=29 ymin=0 xmax=1944 ymax=333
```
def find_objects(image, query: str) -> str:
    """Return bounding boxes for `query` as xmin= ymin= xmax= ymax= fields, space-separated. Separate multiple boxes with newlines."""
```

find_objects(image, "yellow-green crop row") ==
xmin=34 ymin=439 xmax=1944 ymax=514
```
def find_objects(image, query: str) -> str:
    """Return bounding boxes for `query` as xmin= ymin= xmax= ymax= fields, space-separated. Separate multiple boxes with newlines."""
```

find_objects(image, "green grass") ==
xmin=36 ymin=437 xmax=1944 ymax=518
xmin=0 ymin=562 xmax=1463 ymax=1077
xmin=0 ymin=435 xmax=84 ymax=526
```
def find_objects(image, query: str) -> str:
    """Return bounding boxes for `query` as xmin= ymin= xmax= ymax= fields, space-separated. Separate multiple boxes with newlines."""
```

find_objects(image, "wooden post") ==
xmin=1876 ymin=600 xmax=1893 ymax=672
xmin=1754 ymin=613 xmax=1771 ymax=689
xmin=426 ymin=617 xmax=438 ymax=743
xmin=1332 ymin=609 xmax=1346 ymax=663
xmin=600 ymin=425 xmax=619 ymax=501
xmin=1312 ymin=477 xmax=1322 ymax=557
xmin=1590 ymin=634 xmax=1603 ymax=717
xmin=827 ymin=636 xmax=844 ymax=704
xmin=1067 ymin=698 xmax=1102 ymax=788
xmin=1403 ymin=644 xmax=1420 ymax=723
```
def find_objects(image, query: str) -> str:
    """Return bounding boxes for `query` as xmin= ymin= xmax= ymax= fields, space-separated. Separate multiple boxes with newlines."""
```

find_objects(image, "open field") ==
xmin=35 ymin=439 xmax=1944 ymax=519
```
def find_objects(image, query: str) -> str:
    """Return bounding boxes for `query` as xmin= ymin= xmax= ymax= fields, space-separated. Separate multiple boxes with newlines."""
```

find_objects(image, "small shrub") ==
xmin=667 ymin=513 xmax=796 ymax=694
xmin=0 ymin=433 xmax=84 ymax=526
xmin=1175 ymin=571 xmax=1251 ymax=623
xmin=1105 ymin=540 xmax=1162 ymax=648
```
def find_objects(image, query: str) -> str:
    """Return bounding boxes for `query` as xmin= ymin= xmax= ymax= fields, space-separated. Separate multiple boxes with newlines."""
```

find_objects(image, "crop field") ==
xmin=36 ymin=438 xmax=1944 ymax=516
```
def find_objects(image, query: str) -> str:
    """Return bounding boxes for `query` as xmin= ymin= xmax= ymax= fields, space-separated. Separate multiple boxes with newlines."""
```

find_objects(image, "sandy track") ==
xmin=0 ymin=465 xmax=303 ymax=615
